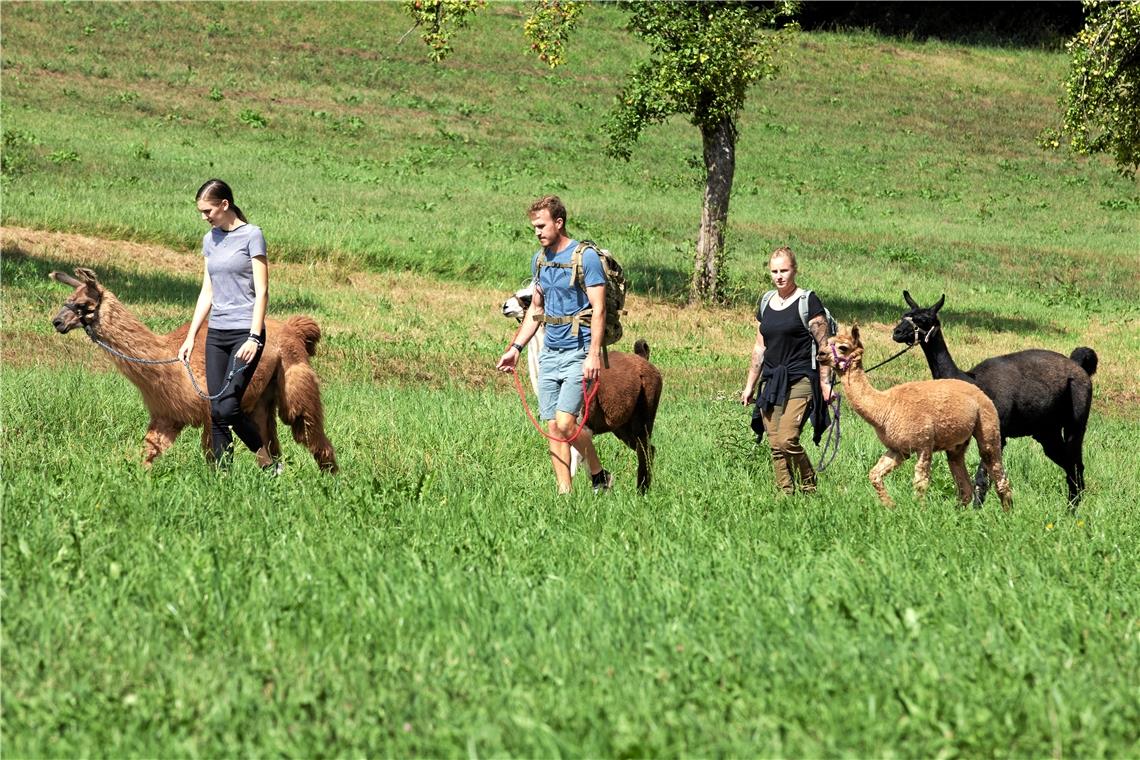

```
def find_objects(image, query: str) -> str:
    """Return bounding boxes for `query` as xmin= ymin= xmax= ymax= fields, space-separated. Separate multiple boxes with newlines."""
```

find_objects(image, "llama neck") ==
xmin=93 ymin=294 xmax=168 ymax=361
xmin=918 ymin=327 xmax=968 ymax=381
xmin=838 ymin=362 xmax=891 ymax=426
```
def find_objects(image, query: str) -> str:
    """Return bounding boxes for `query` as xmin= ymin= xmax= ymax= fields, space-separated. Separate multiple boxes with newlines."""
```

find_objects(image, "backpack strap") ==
xmin=799 ymin=289 xmax=821 ymax=369
xmin=798 ymin=289 xmax=813 ymax=331
xmin=758 ymin=289 xmax=776 ymax=320
xmin=535 ymin=240 xmax=595 ymax=336
xmin=538 ymin=307 xmax=593 ymax=336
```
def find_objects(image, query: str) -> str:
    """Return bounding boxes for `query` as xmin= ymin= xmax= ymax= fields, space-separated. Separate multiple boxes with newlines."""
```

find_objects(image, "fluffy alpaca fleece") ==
xmin=501 ymin=283 xmax=663 ymax=492
xmin=50 ymin=268 xmax=337 ymax=472
xmin=818 ymin=325 xmax=1011 ymax=510
xmin=894 ymin=290 xmax=1096 ymax=506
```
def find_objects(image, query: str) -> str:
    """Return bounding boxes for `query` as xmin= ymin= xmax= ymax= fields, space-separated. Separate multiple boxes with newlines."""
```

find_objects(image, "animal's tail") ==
xmin=1070 ymin=346 xmax=1097 ymax=377
xmin=286 ymin=315 xmax=322 ymax=357
xmin=634 ymin=339 xmax=650 ymax=360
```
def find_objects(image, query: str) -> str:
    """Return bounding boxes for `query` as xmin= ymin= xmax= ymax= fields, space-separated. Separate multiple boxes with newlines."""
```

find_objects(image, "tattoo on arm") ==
xmin=808 ymin=316 xmax=829 ymax=350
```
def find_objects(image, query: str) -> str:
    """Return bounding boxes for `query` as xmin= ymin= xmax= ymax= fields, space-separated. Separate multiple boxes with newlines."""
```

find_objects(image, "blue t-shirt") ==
xmin=532 ymin=239 xmax=606 ymax=350
xmin=203 ymin=223 xmax=266 ymax=329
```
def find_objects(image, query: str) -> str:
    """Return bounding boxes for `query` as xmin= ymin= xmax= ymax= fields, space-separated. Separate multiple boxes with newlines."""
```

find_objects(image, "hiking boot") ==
xmin=591 ymin=468 xmax=614 ymax=494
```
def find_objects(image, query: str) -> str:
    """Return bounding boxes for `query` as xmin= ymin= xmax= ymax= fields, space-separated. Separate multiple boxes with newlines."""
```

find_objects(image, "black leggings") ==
xmin=206 ymin=327 xmax=265 ymax=462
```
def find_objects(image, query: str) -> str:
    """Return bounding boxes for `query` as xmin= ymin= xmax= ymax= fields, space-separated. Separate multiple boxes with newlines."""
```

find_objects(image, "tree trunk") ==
xmin=690 ymin=116 xmax=737 ymax=305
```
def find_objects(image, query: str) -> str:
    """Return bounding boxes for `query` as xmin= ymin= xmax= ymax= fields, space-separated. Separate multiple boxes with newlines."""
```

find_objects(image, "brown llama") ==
xmin=503 ymin=285 xmax=662 ymax=493
xmin=584 ymin=339 xmax=663 ymax=493
xmin=817 ymin=325 xmax=1011 ymax=510
xmin=49 ymin=268 xmax=337 ymax=472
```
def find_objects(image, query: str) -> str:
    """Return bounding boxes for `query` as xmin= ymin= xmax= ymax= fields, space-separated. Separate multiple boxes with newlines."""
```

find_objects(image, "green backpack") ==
xmin=537 ymin=240 xmax=627 ymax=350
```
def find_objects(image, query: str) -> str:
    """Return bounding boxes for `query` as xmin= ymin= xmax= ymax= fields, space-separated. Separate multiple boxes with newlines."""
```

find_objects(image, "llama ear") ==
xmin=851 ymin=323 xmax=861 ymax=344
xmin=903 ymin=290 xmax=919 ymax=309
xmin=933 ymin=294 xmax=945 ymax=313
xmin=51 ymin=271 xmax=83 ymax=288
xmin=74 ymin=268 xmax=99 ymax=285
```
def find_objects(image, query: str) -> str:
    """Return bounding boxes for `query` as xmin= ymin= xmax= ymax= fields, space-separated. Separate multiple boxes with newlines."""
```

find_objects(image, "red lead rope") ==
xmin=509 ymin=365 xmax=600 ymax=444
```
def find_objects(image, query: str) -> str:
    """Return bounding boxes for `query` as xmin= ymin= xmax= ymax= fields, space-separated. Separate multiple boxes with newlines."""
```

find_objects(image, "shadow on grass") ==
xmin=825 ymin=295 xmax=1062 ymax=337
xmin=3 ymin=244 xmax=323 ymax=313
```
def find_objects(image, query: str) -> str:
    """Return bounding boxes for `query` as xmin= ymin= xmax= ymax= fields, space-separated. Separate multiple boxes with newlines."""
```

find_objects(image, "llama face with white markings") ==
xmin=501 ymin=283 xmax=533 ymax=322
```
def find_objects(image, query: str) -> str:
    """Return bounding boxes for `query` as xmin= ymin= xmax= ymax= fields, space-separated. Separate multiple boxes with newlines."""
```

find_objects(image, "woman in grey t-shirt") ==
xmin=178 ymin=179 xmax=276 ymax=471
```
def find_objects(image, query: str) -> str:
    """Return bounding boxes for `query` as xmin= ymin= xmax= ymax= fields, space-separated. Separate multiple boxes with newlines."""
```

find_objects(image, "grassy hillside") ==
xmin=2 ymin=2 xmax=1138 ymax=757
xmin=2 ymin=2 xmax=1136 ymax=297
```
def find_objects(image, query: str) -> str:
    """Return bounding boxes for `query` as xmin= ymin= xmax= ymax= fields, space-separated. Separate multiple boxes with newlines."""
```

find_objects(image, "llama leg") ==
xmin=913 ymin=449 xmax=933 ymax=502
xmin=281 ymin=364 xmax=338 ymax=473
xmin=1037 ymin=429 xmax=1085 ymax=507
xmin=569 ymin=426 xmax=603 ymax=478
xmin=946 ymin=447 xmax=974 ymax=507
xmin=978 ymin=439 xmax=1013 ymax=512
xmin=264 ymin=412 xmax=281 ymax=459
xmin=142 ymin=419 xmax=183 ymax=467
xmin=1064 ymin=428 xmax=1086 ymax=508
xmin=616 ymin=427 xmax=654 ymax=494
xmin=985 ymin=458 xmax=1013 ymax=512
xmin=1066 ymin=381 xmax=1092 ymax=508
xmin=290 ymin=417 xmax=337 ymax=473
xmin=972 ymin=462 xmax=990 ymax=507
xmin=869 ymin=451 xmax=905 ymax=509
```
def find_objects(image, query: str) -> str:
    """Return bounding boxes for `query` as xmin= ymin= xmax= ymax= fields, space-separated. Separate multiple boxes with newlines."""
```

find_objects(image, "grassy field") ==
xmin=3 ymin=2 xmax=1139 ymax=757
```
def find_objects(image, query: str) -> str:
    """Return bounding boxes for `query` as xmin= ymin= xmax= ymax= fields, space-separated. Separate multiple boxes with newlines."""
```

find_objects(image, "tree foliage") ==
xmin=403 ymin=0 xmax=486 ymax=62
xmin=604 ymin=2 xmax=798 ymax=161
xmin=403 ymin=1 xmax=799 ymax=303
xmin=1056 ymin=1 xmax=1140 ymax=177
xmin=524 ymin=0 xmax=584 ymax=68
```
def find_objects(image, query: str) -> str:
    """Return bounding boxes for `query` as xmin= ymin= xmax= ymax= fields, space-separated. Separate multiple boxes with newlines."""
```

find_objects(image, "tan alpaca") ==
xmin=817 ymin=325 xmax=1012 ymax=510
xmin=50 ymin=268 xmax=337 ymax=472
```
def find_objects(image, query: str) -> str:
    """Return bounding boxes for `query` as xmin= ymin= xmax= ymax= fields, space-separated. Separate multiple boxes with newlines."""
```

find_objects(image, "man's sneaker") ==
xmin=591 ymin=468 xmax=614 ymax=493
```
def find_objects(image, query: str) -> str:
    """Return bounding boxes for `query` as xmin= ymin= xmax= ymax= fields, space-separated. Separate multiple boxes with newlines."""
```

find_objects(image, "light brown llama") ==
xmin=50 ymin=268 xmax=337 ymax=472
xmin=817 ymin=325 xmax=1011 ymax=510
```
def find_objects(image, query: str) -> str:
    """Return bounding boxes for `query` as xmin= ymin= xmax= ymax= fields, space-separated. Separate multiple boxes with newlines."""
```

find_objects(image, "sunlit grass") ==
xmin=2 ymin=2 xmax=1139 ymax=755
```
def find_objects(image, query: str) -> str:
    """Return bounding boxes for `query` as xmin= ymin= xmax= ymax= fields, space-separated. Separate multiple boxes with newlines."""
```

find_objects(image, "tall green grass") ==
xmin=3 ymin=2 xmax=1139 ymax=755
xmin=3 ymin=370 xmax=1138 ymax=756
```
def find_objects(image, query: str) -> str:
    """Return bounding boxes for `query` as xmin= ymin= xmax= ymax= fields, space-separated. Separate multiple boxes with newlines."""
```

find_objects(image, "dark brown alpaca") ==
xmin=586 ymin=339 xmax=663 ymax=493
xmin=50 ymin=268 xmax=337 ymax=472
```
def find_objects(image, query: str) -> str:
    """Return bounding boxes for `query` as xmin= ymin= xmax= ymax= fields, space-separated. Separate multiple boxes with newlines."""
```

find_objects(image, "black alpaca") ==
xmin=892 ymin=291 xmax=1097 ymax=506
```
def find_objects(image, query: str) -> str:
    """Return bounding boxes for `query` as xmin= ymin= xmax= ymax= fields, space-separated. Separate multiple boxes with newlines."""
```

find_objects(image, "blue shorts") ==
xmin=538 ymin=347 xmax=589 ymax=421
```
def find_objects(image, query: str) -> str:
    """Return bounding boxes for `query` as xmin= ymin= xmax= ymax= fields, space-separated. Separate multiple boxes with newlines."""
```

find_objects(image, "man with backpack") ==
xmin=496 ymin=195 xmax=614 ymax=494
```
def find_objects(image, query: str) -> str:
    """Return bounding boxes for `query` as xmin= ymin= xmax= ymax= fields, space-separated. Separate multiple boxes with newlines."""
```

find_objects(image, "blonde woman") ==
xmin=740 ymin=247 xmax=833 ymax=494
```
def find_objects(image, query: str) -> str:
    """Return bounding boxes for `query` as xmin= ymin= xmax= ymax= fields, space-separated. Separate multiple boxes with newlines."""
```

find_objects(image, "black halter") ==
xmin=65 ymin=300 xmax=100 ymax=331
xmin=862 ymin=317 xmax=939 ymax=373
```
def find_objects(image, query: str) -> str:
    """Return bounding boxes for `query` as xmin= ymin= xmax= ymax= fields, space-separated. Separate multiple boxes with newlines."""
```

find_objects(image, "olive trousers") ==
xmin=761 ymin=377 xmax=817 ymax=494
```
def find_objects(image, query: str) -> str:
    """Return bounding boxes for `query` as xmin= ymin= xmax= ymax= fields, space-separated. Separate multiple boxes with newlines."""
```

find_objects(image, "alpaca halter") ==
xmin=901 ymin=316 xmax=939 ymax=346
xmin=830 ymin=342 xmax=853 ymax=371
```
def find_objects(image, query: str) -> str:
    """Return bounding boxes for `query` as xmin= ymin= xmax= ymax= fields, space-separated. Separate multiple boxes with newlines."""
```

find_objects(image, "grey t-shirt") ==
xmin=203 ymin=223 xmax=266 ymax=329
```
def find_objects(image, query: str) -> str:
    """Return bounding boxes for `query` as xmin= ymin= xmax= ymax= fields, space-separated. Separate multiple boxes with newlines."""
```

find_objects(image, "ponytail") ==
xmin=196 ymin=178 xmax=248 ymax=221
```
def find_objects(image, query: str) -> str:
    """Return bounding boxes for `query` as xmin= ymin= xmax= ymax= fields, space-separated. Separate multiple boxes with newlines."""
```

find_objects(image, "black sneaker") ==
xmin=591 ymin=469 xmax=614 ymax=493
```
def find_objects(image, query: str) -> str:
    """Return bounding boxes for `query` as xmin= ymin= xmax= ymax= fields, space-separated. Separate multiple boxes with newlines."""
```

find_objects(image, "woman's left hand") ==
xmin=237 ymin=338 xmax=259 ymax=363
